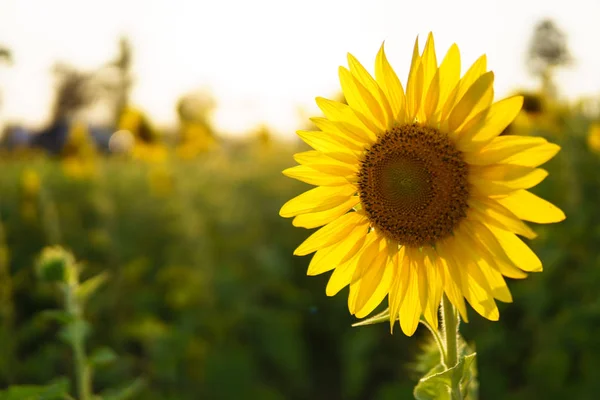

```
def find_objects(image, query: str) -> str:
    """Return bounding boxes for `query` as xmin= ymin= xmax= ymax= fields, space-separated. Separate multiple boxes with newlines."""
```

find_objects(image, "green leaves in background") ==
xmin=0 ymin=377 xmax=70 ymax=400
xmin=414 ymin=353 xmax=476 ymax=400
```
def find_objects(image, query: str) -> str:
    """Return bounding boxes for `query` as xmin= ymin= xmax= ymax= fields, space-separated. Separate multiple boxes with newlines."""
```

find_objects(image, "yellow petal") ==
xmin=479 ymin=262 xmax=513 ymax=303
xmin=296 ymin=130 xmax=362 ymax=153
xmin=294 ymin=151 xmax=358 ymax=176
xmin=315 ymin=97 xmax=379 ymax=141
xmin=448 ymin=71 xmax=494 ymax=133
xmin=351 ymin=240 xmax=390 ymax=315
xmin=487 ymin=225 xmax=543 ymax=272
xmin=496 ymin=190 xmax=565 ymax=224
xmin=441 ymin=54 xmax=487 ymax=122
xmin=347 ymin=53 xmax=393 ymax=127
xmin=418 ymin=33 xmax=438 ymax=123
xmin=355 ymin=252 xmax=395 ymax=318
xmin=424 ymin=69 xmax=440 ymax=124
xmin=280 ymin=184 xmax=356 ymax=218
xmin=436 ymin=240 xmax=469 ymax=322
xmin=282 ymin=165 xmax=349 ymax=186
xmin=467 ymin=219 xmax=528 ymax=279
xmin=388 ymin=247 xmax=406 ymax=331
xmin=455 ymin=54 xmax=487 ymax=103
xmin=420 ymin=33 xmax=438 ymax=94
xmin=307 ymin=221 xmax=368 ymax=275
xmin=471 ymin=163 xmax=542 ymax=181
xmin=294 ymin=212 xmax=367 ymax=256
xmin=310 ymin=116 xmax=374 ymax=145
xmin=465 ymin=135 xmax=560 ymax=167
xmin=437 ymin=44 xmax=461 ymax=114
xmin=470 ymin=168 xmax=548 ymax=196
xmin=339 ymin=66 xmax=386 ymax=131
xmin=399 ymin=254 xmax=421 ymax=336
xmin=293 ymin=149 xmax=357 ymax=167
xmin=325 ymin=232 xmax=371 ymax=295
xmin=375 ymin=42 xmax=406 ymax=124
xmin=422 ymin=248 xmax=443 ymax=330
xmin=294 ymin=148 xmax=359 ymax=166
xmin=293 ymin=196 xmax=360 ymax=229
xmin=463 ymin=264 xmax=500 ymax=321
xmin=469 ymin=197 xmax=538 ymax=239
xmin=455 ymin=96 xmax=523 ymax=152
xmin=456 ymin=228 xmax=512 ymax=302
xmin=351 ymin=233 xmax=382 ymax=283
xmin=449 ymin=236 xmax=499 ymax=321
xmin=406 ymin=37 xmax=423 ymax=121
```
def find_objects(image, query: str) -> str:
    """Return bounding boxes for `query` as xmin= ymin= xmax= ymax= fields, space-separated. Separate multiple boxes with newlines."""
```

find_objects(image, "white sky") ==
xmin=0 ymin=0 xmax=599 ymax=137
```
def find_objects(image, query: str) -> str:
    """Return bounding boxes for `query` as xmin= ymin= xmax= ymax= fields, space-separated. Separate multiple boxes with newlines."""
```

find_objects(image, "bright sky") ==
xmin=1 ymin=0 xmax=599 ymax=137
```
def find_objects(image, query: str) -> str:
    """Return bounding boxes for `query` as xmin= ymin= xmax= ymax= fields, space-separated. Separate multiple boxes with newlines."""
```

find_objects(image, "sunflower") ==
xmin=280 ymin=33 xmax=565 ymax=336
xmin=587 ymin=122 xmax=600 ymax=153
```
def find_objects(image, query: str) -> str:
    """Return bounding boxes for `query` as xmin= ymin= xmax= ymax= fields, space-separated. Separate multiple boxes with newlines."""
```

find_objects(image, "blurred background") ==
xmin=1 ymin=0 xmax=600 ymax=399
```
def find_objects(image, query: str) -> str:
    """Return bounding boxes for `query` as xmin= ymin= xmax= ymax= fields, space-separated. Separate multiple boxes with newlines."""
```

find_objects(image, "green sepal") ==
xmin=351 ymin=308 xmax=391 ymax=327
xmin=413 ymin=353 xmax=477 ymax=400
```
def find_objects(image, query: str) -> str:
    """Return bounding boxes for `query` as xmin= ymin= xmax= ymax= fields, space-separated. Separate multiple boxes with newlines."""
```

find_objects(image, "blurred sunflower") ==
xmin=61 ymin=122 xmax=97 ymax=179
xmin=118 ymin=106 xmax=169 ymax=163
xmin=280 ymin=33 xmax=565 ymax=336
xmin=587 ymin=123 xmax=600 ymax=153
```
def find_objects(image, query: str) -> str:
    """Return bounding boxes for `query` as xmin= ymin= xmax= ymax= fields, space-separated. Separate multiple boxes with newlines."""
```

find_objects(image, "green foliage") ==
xmin=414 ymin=353 xmax=476 ymax=400
xmin=0 ymin=113 xmax=598 ymax=399
xmin=35 ymin=247 xmax=74 ymax=283
xmin=0 ymin=377 xmax=70 ymax=400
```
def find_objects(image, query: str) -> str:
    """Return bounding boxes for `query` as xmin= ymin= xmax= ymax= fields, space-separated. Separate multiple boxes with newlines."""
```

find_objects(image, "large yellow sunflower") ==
xmin=280 ymin=33 xmax=565 ymax=336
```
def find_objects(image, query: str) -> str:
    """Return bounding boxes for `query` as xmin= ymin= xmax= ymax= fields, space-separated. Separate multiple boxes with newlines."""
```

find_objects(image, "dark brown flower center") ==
xmin=358 ymin=123 xmax=469 ymax=248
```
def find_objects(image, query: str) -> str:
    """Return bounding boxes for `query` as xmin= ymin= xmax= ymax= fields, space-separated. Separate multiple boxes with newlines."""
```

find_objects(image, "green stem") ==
xmin=65 ymin=272 xmax=92 ymax=400
xmin=419 ymin=318 xmax=446 ymax=366
xmin=441 ymin=294 xmax=462 ymax=399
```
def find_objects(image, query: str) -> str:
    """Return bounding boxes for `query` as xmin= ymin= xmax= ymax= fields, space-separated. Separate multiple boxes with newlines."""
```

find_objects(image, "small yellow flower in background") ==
xmin=176 ymin=123 xmax=217 ymax=160
xmin=131 ymin=143 xmax=169 ymax=164
xmin=20 ymin=168 xmax=41 ymax=222
xmin=62 ymin=157 xmax=98 ymax=179
xmin=118 ymin=107 xmax=160 ymax=144
xmin=61 ymin=122 xmax=98 ymax=180
xmin=280 ymin=33 xmax=565 ymax=336
xmin=117 ymin=106 xmax=169 ymax=163
xmin=21 ymin=168 xmax=41 ymax=197
xmin=587 ymin=123 xmax=600 ymax=153
xmin=148 ymin=165 xmax=174 ymax=197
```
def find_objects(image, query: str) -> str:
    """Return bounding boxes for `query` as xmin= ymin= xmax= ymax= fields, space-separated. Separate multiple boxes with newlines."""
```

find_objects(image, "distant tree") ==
xmin=0 ymin=46 xmax=12 ymax=110
xmin=527 ymin=19 xmax=572 ymax=99
xmin=105 ymin=37 xmax=133 ymax=126
xmin=0 ymin=46 xmax=11 ymax=64
xmin=50 ymin=63 xmax=97 ymax=124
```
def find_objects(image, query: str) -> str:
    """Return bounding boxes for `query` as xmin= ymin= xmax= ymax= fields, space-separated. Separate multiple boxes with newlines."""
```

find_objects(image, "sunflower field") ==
xmin=2 ymin=12 xmax=600 ymax=400
xmin=0 ymin=98 xmax=599 ymax=400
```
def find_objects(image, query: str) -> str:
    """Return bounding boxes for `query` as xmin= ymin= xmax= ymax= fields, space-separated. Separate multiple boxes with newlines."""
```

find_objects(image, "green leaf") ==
xmin=351 ymin=308 xmax=391 ymax=327
xmin=58 ymin=320 xmax=91 ymax=345
xmin=101 ymin=377 xmax=146 ymax=400
xmin=414 ymin=353 xmax=477 ymax=400
xmin=88 ymin=346 xmax=118 ymax=367
xmin=77 ymin=272 xmax=110 ymax=302
xmin=0 ymin=377 xmax=70 ymax=400
xmin=38 ymin=310 xmax=75 ymax=325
